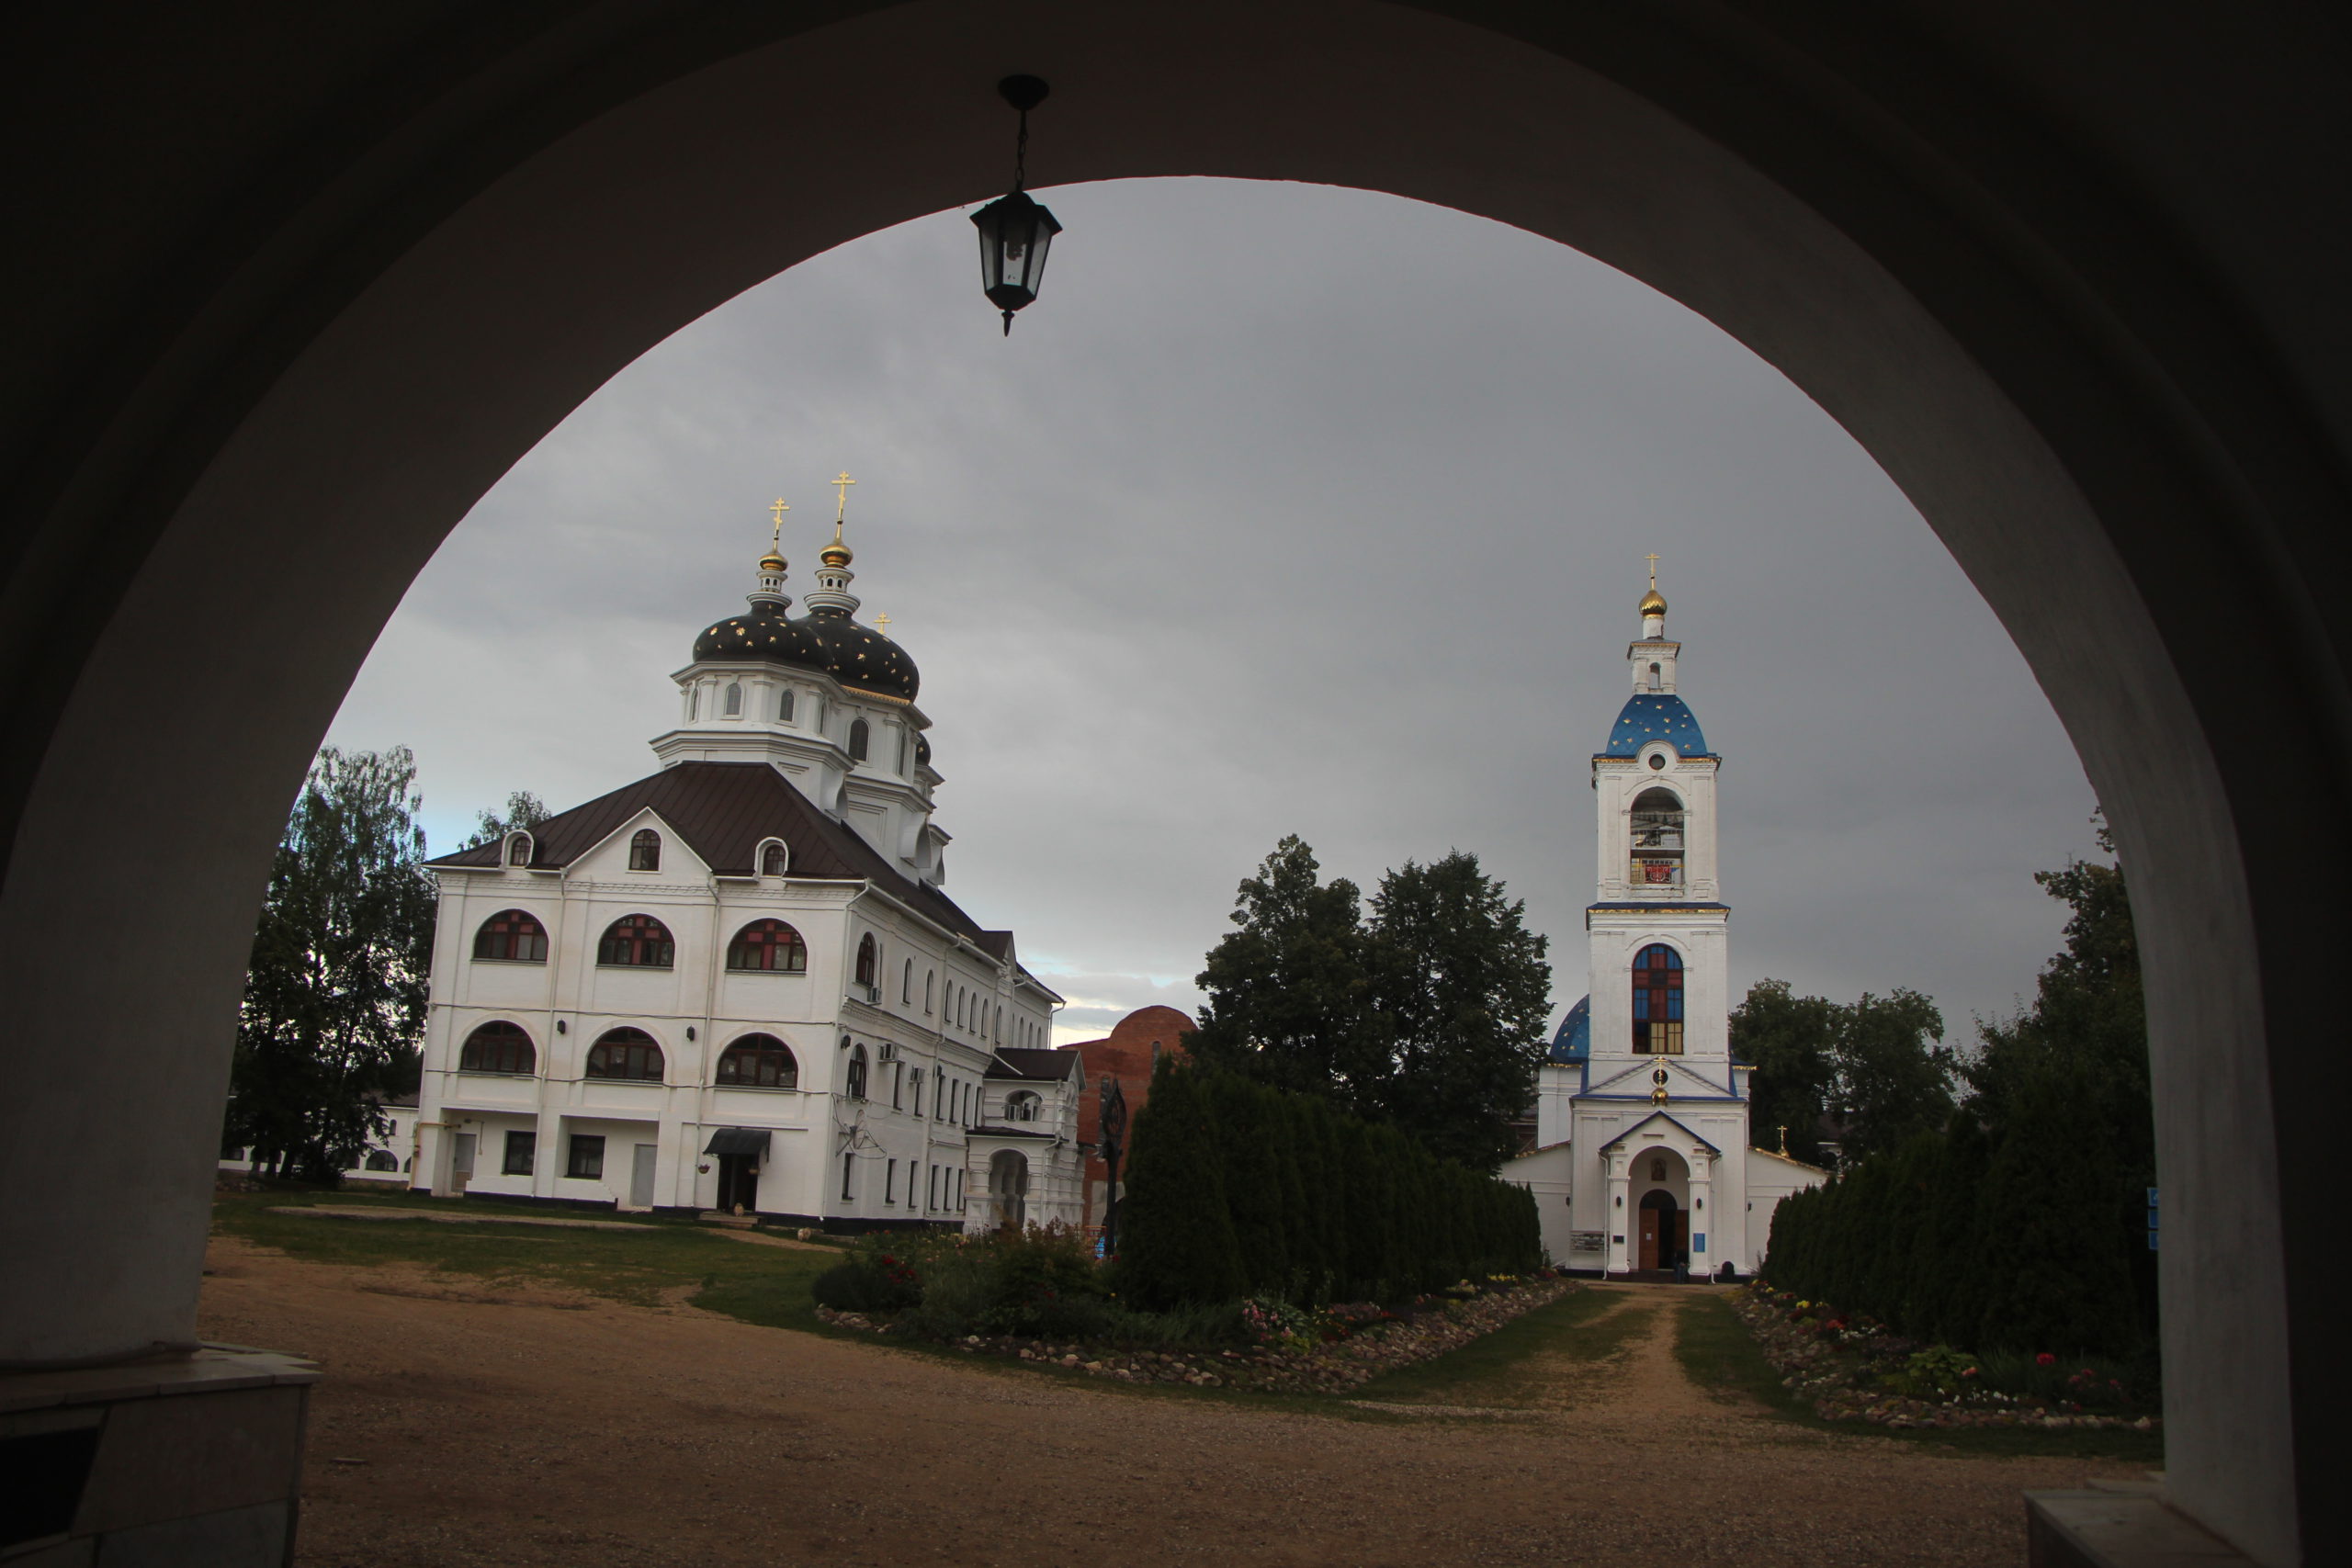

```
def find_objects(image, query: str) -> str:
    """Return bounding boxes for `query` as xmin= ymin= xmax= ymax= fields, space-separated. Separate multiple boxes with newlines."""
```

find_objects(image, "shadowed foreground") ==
xmin=200 ymin=1239 xmax=2145 ymax=1566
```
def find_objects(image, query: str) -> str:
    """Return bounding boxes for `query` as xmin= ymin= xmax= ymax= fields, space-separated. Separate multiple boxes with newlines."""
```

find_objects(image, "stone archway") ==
xmin=988 ymin=1149 xmax=1030 ymax=1232
xmin=6 ymin=5 xmax=2345 ymax=1559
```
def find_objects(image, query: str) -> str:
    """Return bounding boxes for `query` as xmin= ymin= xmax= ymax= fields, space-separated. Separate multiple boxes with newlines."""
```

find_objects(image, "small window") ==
xmin=716 ymin=1034 xmax=798 ymax=1089
xmin=1006 ymin=1090 xmax=1042 ymax=1122
xmin=585 ymin=1027 xmax=664 ymax=1081
xmin=886 ymin=1157 xmax=898 ymax=1203
xmin=458 ymin=1021 xmax=536 ymax=1075
xmin=502 ymin=1130 xmax=536 ymax=1175
xmin=902 ymin=958 xmax=912 ymax=1004
xmin=628 ymin=829 xmax=662 ymax=871
xmin=892 ymin=1063 xmax=903 ymax=1109
xmin=897 ymin=730 xmax=909 ymax=773
xmin=855 ymin=933 xmax=877 ymax=987
xmin=848 ymin=717 xmax=870 ymax=762
xmin=727 ymin=919 xmax=808 ymax=973
xmin=365 ymin=1149 xmax=400 ymax=1172
xmin=910 ymin=1068 xmax=923 ymax=1117
xmin=724 ymin=681 xmax=742 ymax=716
xmin=1647 ymin=661 xmax=1663 ymax=691
xmin=687 ymin=687 xmax=700 ymax=721
xmin=994 ymin=1006 xmax=1003 ymax=1043
xmin=597 ymin=914 xmax=674 ymax=967
xmin=778 ymin=687 xmax=796 ymax=722
xmin=472 ymin=909 xmax=548 ymax=964
xmin=568 ymin=1134 xmax=605 ymax=1180
xmin=846 ymin=1043 xmax=868 ymax=1100
xmin=924 ymin=971 xmax=934 ymax=1014
xmin=505 ymin=831 xmax=532 ymax=867
xmin=760 ymin=840 xmax=786 ymax=876
xmin=842 ymin=1150 xmax=855 ymax=1201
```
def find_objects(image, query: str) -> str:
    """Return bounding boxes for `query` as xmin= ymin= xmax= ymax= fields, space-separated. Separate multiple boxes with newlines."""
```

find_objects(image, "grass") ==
xmin=1672 ymin=1292 xmax=2167 ymax=1462
xmin=212 ymin=1188 xmax=842 ymax=1320
xmin=1350 ymin=1287 xmax=1645 ymax=1406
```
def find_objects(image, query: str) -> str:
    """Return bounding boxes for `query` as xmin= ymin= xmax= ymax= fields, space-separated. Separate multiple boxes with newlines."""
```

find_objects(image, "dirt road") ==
xmin=199 ymin=1240 xmax=2138 ymax=1566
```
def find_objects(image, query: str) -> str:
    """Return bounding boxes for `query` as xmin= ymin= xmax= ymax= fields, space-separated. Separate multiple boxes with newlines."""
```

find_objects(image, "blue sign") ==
xmin=1693 ymin=1233 xmax=1706 ymax=1252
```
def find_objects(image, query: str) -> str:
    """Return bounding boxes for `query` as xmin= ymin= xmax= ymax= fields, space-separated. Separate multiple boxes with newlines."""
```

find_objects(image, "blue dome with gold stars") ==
xmin=1602 ymin=693 xmax=1710 ymax=757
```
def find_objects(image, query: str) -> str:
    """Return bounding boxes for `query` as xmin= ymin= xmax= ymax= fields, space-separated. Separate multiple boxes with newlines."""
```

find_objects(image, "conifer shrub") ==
xmin=1117 ymin=1058 xmax=1541 ymax=1310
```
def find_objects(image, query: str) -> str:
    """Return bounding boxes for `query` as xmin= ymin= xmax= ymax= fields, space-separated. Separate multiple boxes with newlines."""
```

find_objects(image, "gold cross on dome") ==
xmin=875 ymin=612 xmax=891 ymax=635
xmin=1645 ymin=552 xmax=1660 ymax=589
xmin=832 ymin=471 xmax=856 ymax=525
xmin=769 ymin=497 xmax=790 ymax=543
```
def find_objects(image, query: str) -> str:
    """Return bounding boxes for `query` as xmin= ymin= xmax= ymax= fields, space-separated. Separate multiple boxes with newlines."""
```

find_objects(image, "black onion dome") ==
xmin=691 ymin=601 xmax=826 ymax=669
xmin=792 ymin=609 xmax=920 ymax=702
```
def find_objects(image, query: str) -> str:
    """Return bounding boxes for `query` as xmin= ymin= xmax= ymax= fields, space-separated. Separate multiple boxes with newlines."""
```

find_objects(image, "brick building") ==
xmin=1057 ymin=1006 xmax=1194 ymax=1232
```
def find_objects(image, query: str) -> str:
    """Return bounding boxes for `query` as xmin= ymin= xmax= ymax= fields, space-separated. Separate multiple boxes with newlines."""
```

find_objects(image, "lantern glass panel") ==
xmin=973 ymin=191 xmax=1062 ymax=312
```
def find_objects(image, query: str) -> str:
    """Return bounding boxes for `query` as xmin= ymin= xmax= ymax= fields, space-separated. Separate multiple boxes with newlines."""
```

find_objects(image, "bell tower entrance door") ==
xmin=1636 ymin=1190 xmax=1684 ymax=1272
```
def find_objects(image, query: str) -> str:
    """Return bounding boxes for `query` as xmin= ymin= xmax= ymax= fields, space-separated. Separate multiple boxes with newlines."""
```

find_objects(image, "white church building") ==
xmin=408 ymin=496 xmax=1085 ymax=1233
xmin=1509 ymin=577 xmax=1825 ymax=1277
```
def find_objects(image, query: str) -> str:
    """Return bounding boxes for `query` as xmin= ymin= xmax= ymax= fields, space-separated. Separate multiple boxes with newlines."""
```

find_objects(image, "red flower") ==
xmin=2036 ymin=1352 xmax=2057 ymax=1366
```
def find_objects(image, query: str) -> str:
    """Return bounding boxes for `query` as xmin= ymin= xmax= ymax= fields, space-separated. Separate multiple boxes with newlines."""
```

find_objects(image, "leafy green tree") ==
xmin=1189 ymin=837 xmax=1389 ymax=1112
xmin=1365 ymin=852 xmax=1552 ymax=1170
xmin=1730 ymin=978 xmax=1839 ymax=1164
xmin=1833 ymin=988 xmax=1954 ymax=1163
xmin=225 ymin=747 xmax=436 ymax=1181
xmin=460 ymin=789 xmax=551 ymax=850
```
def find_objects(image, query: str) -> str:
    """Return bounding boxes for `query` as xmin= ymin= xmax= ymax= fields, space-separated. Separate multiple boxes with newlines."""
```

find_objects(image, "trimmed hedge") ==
xmin=1116 ymin=1057 xmax=1540 ymax=1309
xmin=1765 ymin=1088 xmax=2153 ymax=1360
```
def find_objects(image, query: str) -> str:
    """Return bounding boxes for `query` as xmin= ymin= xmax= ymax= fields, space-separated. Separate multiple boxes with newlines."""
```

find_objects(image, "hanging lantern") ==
xmin=972 ymin=74 xmax=1063 ymax=336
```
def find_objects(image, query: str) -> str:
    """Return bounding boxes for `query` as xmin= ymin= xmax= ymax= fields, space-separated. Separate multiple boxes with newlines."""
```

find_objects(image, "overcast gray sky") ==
xmin=326 ymin=176 xmax=2102 ymax=1049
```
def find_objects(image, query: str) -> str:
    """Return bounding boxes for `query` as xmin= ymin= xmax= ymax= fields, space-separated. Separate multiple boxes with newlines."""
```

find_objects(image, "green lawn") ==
xmin=212 ymin=1189 xmax=843 ymax=1322
xmin=1671 ymin=1292 xmax=2166 ymax=1463
xmin=1350 ymin=1288 xmax=1647 ymax=1406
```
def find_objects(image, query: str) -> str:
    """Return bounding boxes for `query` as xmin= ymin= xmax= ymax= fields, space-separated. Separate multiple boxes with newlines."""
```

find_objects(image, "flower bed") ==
xmin=819 ymin=1275 xmax=1577 ymax=1395
xmin=1734 ymin=1284 xmax=2158 ymax=1431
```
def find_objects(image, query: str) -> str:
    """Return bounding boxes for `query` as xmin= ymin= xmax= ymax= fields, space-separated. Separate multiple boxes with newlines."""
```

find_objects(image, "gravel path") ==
xmin=199 ymin=1241 xmax=2142 ymax=1566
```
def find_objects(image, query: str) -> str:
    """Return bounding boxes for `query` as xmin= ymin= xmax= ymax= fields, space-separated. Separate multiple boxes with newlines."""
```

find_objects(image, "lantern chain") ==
xmin=1013 ymin=108 xmax=1030 ymax=192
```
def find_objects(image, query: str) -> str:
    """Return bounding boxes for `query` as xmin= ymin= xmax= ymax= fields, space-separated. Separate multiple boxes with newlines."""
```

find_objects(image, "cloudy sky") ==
xmin=326 ymin=176 xmax=2102 ymax=1048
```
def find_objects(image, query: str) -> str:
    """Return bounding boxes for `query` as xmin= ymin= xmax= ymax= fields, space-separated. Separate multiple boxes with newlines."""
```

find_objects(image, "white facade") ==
xmin=409 ymin=524 xmax=1080 ymax=1230
xmin=1509 ymin=583 xmax=1825 ymax=1275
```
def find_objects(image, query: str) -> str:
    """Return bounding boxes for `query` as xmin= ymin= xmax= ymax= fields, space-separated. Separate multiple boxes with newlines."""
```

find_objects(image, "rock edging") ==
xmin=817 ymin=1278 xmax=1577 ymax=1394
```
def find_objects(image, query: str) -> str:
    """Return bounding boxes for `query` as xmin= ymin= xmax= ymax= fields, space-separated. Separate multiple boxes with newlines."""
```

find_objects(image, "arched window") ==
xmin=848 ymin=717 xmax=870 ymax=761
xmin=365 ymin=1149 xmax=399 ymax=1171
xmin=596 ymin=914 xmax=674 ymax=967
xmin=845 ymin=1042 xmax=868 ymax=1100
xmin=855 ymin=932 xmax=877 ymax=987
xmin=505 ymin=831 xmax=532 ymax=867
xmin=727 ymin=919 xmax=808 ymax=973
xmin=585 ymin=1026 xmax=664 ymax=1080
xmin=1005 ymin=1089 xmax=1042 ymax=1122
xmin=1647 ymin=661 xmax=1663 ymax=691
xmin=686 ymin=686 xmax=699 ymax=721
xmin=1629 ymin=786 xmax=1685 ymax=888
xmin=897 ymin=729 xmax=909 ymax=773
xmin=760 ymin=840 xmax=786 ymax=876
xmin=458 ymin=1020 xmax=536 ymax=1075
xmin=994 ymin=1006 xmax=1003 ymax=1043
xmin=1632 ymin=943 xmax=1685 ymax=1055
xmin=777 ymin=687 xmax=795 ymax=722
xmin=723 ymin=681 xmax=742 ymax=716
xmin=924 ymin=971 xmax=934 ymax=1014
xmin=471 ymin=908 xmax=548 ymax=963
xmin=902 ymin=958 xmax=912 ymax=1004
xmin=716 ymin=1033 xmax=798 ymax=1089
xmin=628 ymin=829 xmax=662 ymax=871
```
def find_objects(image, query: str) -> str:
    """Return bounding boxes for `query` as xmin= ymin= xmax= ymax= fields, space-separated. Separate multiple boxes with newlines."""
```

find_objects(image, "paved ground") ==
xmin=199 ymin=1238 xmax=2143 ymax=1566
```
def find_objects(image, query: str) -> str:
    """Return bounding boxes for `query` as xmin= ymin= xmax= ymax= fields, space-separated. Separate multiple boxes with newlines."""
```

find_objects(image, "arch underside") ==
xmin=4 ymin=3 xmax=2344 ymax=1560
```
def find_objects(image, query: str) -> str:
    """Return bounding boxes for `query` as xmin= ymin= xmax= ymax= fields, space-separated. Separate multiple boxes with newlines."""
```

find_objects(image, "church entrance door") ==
xmin=1637 ymin=1190 xmax=1682 ymax=1271
xmin=716 ymin=1153 xmax=758 ymax=1213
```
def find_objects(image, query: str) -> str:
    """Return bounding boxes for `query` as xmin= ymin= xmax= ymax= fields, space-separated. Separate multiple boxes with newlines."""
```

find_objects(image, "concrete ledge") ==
xmin=2027 ymin=1489 xmax=2261 ymax=1567
xmin=0 ymin=1348 xmax=313 ymax=1564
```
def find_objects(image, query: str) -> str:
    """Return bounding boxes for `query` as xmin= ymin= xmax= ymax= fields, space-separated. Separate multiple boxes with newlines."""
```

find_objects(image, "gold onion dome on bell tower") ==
xmin=1638 ymin=585 xmax=1668 ymax=616
xmin=819 ymin=535 xmax=853 ymax=568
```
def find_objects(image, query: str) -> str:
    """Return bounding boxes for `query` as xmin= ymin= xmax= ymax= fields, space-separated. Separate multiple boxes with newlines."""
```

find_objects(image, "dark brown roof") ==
xmin=429 ymin=761 xmax=989 ymax=942
xmin=987 ymin=1046 xmax=1081 ymax=1082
